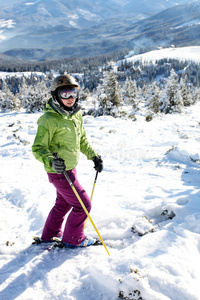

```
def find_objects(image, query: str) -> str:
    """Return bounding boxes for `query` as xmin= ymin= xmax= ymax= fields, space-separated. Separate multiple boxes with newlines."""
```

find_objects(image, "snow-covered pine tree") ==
xmin=159 ymin=69 xmax=183 ymax=114
xmin=96 ymin=70 xmax=121 ymax=116
xmin=192 ymin=87 xmax=200 ymax=103
xmin=106 ymin=70 xmax=121 ymax=107
xmin=17 ymin=76 xmax=28 ymax=109
xmin=79 ymin=86 xmax=98 ymax=116
xmin=145 ymin=81 xmax=160 ymax=114
xmin=179 ymin=76 xmax=194 ymax=106
xmin=79 ymin=86 xmax=91 ymax=101
xmin=122 ymin=77 xmax=137 ymax=109
xmin=172 ymin=89 xmax=183 ymax=113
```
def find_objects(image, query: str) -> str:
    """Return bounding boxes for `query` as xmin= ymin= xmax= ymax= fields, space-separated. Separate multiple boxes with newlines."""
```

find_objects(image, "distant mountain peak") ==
xmin=1 ymin=0 xmax=200 ymax=60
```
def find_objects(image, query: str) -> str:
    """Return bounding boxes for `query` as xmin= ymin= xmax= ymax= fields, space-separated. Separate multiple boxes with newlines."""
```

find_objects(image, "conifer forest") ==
xmin=0 ymin=55 xmax=200 ymax=119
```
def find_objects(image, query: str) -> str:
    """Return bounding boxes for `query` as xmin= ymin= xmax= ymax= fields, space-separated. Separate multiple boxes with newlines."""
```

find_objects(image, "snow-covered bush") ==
xmin=0 ymin=82 xmax=21 ymax=111
xmin=19 ymin=77 xmax=50 ymax=112
xmin=0 ymin=75 xmax=50 ymax=112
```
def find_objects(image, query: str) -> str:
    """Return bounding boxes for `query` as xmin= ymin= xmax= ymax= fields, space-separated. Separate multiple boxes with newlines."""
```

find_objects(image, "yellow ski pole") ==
xmin=84 ymin=170 xmax=99 ymax=228
xmin=63 ymin=170 xmax=110 ymax=256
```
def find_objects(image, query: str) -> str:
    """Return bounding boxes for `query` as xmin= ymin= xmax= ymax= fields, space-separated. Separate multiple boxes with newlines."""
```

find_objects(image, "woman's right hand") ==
xmin=51 ymin=157 xmax=66 ymax=174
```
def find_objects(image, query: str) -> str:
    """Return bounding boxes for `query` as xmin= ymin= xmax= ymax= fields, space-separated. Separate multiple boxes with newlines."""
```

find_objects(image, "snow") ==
xmin=174 ymin=20 xmax=200 ymax=29
xmin=120 ymin=46 xmax=200 ymax=64
xmin=1 ymin=100 xmax=200 ymax=299
xmin=0 ymin=72 xmax=46 ymax=79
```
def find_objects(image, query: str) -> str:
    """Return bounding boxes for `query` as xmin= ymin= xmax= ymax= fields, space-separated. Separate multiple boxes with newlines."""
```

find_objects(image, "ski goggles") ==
xmin=58 ymin=89 xmax=78 ymax=99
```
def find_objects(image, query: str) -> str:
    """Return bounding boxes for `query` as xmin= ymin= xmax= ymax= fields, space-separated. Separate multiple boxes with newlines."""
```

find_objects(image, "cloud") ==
xmin=0 ymin=19 xmax=16 ymax=29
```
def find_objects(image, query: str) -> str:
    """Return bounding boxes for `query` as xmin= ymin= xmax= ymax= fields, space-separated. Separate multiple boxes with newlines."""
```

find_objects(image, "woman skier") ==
xmin=32 ymin=74 xmax=103 ymax=247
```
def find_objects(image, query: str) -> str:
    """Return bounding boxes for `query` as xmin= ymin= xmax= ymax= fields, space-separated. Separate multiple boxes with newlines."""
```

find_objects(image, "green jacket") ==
xmin=32 ymin=99 xmax=98 ymax=173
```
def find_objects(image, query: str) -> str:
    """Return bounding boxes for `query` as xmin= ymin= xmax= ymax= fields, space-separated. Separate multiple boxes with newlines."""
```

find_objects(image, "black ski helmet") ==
xmin=50 ymin=74 xmax=80 ymax=114
xmin=51 ymin=74 xmax=80 ymax=93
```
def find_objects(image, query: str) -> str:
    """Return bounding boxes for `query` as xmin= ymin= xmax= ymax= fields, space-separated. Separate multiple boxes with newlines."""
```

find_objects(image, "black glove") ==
xmin=51 ymin=157 xmax=66 ymax=174
xmin=93 ymin=155 xmax=103 ymax=173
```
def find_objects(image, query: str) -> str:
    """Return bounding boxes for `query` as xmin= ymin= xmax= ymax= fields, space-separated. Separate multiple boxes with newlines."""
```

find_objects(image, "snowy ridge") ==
xmin=0 ymin=103 xmax=200 ymax=299
xmin=123 ymin=46 xmax=200 ymax=64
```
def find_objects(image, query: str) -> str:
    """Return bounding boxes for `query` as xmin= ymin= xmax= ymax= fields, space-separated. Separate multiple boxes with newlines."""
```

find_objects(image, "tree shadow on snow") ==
xmin=180 ymin=161 xmax=200 ymax=200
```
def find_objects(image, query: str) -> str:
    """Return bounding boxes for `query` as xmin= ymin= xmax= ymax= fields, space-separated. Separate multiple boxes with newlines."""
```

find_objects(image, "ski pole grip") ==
xmin=53 ymin=152 xmax=59 ymax=159
xmin=53 ymin=152 xmax=65 ymax=163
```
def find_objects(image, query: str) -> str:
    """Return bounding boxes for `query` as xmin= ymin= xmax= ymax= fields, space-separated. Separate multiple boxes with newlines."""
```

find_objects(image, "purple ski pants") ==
xmin=41 ymin=168 xmax=91 ymax=245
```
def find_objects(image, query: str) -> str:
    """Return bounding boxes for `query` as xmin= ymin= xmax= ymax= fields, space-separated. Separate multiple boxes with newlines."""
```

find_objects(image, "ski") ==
xmin=32 ymin=236 xmax=57 ymax=252
xmin=32 ymin=236 xmax=102 ymax=250
xmin=52 ymin=237 xmax=103 ymax=249
xmin=32 ymin=236 xmax=46 ymax=244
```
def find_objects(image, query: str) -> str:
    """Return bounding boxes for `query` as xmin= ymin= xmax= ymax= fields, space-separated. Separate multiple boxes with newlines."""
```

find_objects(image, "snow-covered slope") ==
xmin=0 ymin=98 xmax=200 ymax=299
xmin=122 ymin=46 xmax=200 ymax=64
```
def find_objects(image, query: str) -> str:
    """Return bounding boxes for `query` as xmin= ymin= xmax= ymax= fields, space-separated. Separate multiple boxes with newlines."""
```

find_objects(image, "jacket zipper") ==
xmin=72 ymin=119 xmax=77 ymax=127
xmin=72 ymin=118 xmax=80 ymax=138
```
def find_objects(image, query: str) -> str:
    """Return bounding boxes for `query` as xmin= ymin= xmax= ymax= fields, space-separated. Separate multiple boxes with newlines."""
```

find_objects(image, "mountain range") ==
xmin=0 ymin=0 xmax=200 ymax=61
